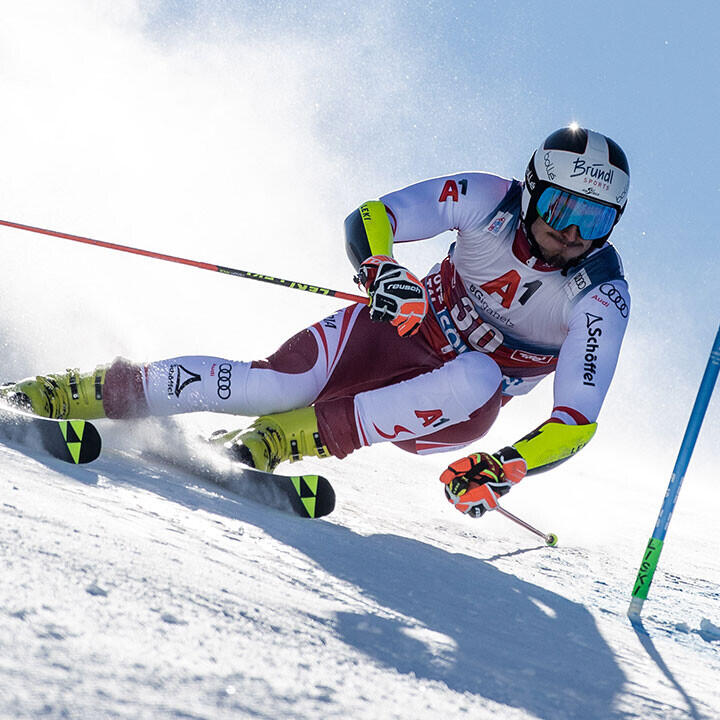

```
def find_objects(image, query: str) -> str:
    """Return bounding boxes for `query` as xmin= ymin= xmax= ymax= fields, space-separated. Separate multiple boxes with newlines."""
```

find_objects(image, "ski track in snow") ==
xmin=1 ymin=423 xmax=719 ymax=720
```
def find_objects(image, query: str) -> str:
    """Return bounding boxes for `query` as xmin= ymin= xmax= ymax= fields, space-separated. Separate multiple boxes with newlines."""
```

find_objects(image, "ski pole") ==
xmin=0 ymin=218 xmax=368 ymax=304
xmin=627 ymin=324 xmax=720 ymax=621
xmin=496 ymin=504 xmax=558 ymax=547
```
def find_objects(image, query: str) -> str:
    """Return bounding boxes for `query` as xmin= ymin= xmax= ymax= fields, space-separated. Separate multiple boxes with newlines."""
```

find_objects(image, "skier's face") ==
xmin=530 ymin=217 xmax=593 ymax=268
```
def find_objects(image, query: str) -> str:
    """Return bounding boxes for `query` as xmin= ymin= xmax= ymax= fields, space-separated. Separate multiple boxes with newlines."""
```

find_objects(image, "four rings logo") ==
xmin=216 ymin=362 xmax=232 ymax=400
xmin=599 ymin=283 xmax=628 ymax=318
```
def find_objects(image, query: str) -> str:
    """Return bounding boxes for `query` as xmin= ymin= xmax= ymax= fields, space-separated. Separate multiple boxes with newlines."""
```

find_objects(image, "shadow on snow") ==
xmin=84 ymin=428 xmax=633 ymax=720
xmin=1 ymin=421 xmax=639 ymax=719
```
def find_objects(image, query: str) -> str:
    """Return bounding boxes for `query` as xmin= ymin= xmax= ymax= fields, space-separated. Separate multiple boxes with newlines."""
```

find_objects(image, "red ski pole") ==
xmin=0 ymin=218 xmax=368 ymax=304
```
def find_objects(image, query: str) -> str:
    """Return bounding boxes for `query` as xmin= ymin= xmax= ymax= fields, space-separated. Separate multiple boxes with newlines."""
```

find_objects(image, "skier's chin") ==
xmin=539 ymin=250 xmax=574 ymax=269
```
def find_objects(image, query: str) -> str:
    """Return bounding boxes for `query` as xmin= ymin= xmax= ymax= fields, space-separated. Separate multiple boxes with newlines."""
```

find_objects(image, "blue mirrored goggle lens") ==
xmin=535 ymin=188 xmax=617 ymax=240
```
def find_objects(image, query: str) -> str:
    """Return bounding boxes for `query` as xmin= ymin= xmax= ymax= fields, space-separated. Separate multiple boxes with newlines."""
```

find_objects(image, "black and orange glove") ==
xmin=440 ymin=448 xmax=527 ymax=518
xmin=355 ymin=255 xmax=428 ymax=337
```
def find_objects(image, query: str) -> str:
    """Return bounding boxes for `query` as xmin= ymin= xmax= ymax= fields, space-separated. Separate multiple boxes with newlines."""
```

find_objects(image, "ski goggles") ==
xmin=535 ymin=187 xmax=618 ymax=240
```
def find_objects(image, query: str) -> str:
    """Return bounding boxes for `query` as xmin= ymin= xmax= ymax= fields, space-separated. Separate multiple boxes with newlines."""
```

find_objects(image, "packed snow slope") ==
xmin=1 ymin=410 xmax=718 ymax=720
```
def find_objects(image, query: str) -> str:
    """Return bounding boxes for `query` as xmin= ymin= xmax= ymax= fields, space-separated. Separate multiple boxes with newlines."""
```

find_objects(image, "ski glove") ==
xmin=355 ymin=255 xmax=428 ymax=337
xmin=440 ymin=447 xmax=527 ymax=518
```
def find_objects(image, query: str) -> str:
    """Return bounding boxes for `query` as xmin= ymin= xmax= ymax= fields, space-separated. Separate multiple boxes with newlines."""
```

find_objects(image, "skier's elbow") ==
xmin=344 ymin=200 xmax=394 ymax=270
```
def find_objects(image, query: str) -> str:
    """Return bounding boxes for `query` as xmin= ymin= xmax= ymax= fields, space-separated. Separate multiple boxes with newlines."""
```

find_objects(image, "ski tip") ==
xmin=313 ymin=475 xmax=336 ymax=517
xmin=58 ymin=420 xmax=103 ymax=463
xmin=290 ymin=474 xmax=335 ymax=518
xmin=1 ymin=408 xmax=102 ymax=464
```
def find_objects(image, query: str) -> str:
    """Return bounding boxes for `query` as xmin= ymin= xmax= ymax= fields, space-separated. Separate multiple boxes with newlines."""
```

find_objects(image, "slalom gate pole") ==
xmin=0 ymin=218 xmax=368 ymax=304
xmin=627 ymin=324 xmax=720 ymax=620
xmin=496 ymin=504 xmax=558 ymax=547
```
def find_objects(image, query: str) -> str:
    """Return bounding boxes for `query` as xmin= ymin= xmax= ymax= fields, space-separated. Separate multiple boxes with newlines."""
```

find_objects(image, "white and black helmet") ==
xmin=522 ymin=126 xmax=630 ymax=247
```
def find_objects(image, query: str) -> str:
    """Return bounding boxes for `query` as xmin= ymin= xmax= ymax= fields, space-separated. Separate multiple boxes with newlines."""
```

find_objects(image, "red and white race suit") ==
xmin=136 ymin=172 xmax=629 ymax=459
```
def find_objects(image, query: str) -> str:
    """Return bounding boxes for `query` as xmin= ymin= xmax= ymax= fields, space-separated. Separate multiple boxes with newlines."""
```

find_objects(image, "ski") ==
xmin=0 ymin=404 xmax=102 ymax=464
xmin=143 ymin=438 xmax=336 ymax=519
xmin=216 ymin=465 xmax=336 ymax=519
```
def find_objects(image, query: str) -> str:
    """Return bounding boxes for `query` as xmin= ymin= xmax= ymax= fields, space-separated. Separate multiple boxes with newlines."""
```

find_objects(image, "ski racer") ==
xmin=1 ymin=125 xmax=631 ymax=518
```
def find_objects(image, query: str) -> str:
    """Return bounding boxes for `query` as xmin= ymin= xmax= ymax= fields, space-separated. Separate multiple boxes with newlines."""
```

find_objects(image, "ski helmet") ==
xmin=521 ymin=126 xmax=630 ymax=248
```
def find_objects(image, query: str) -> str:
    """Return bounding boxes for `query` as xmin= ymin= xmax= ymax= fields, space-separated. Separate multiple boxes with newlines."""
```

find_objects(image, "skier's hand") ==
xmin=440 ymin=448 xmax=526 ymax=517
xmin=355 ymin=255 xmax=428 ymax=337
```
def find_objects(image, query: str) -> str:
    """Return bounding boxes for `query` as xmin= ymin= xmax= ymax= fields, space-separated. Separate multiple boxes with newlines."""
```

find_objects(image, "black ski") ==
xmin=143 ymin=438 xmax=335 ymax=519
xmin=0 ymin=405 xmax=102 ymax=464
xmin=217 ymin=465 xmax=336 ymax=519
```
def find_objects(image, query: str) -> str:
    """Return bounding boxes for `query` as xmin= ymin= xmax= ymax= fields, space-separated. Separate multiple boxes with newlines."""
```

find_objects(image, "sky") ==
xmin=0 ymin=0 xmax=718 ymax=481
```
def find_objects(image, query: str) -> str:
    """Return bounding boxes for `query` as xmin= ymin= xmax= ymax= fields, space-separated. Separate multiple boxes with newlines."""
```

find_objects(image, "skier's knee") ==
xmin=446 ymin=352 xmax=502 ymax=411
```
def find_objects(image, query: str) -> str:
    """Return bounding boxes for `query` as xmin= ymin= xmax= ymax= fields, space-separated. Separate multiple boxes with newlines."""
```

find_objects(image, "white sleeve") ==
xmin=380 ymin=172 xmax=513 ymax=243
xmin=552 ymin=280 xmax=630 ymax=423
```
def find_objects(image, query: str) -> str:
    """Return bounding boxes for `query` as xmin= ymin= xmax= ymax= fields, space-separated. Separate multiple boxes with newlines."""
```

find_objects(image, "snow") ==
xmin=1 ymin=417 xmax=718 ymax=719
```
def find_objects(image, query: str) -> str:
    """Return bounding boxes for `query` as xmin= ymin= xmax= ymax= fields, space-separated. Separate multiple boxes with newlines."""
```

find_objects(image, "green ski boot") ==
xmin=211 ymin=406 xmax=330 ymax=472
xmin=0 ymin=366 xmax=109 ymax=419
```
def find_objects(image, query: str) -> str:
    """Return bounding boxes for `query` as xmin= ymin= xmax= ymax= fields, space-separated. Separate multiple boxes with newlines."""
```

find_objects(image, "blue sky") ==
xmin=143 ymin=1 xmax=719 ymax=318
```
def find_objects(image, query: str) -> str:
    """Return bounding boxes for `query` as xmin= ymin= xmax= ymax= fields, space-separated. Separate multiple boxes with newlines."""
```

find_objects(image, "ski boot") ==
xmin=0 ymin=366 xmax=109 ymax=419
xmin=211 ymin=406 xmax=330 ymax=472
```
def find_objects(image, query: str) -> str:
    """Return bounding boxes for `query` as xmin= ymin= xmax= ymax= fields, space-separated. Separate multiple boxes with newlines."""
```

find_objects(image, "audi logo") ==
xmin=216 ymin=362 xmax=232 ymax=399
xmin=599 ymin=283 xmax=628 ymax=318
